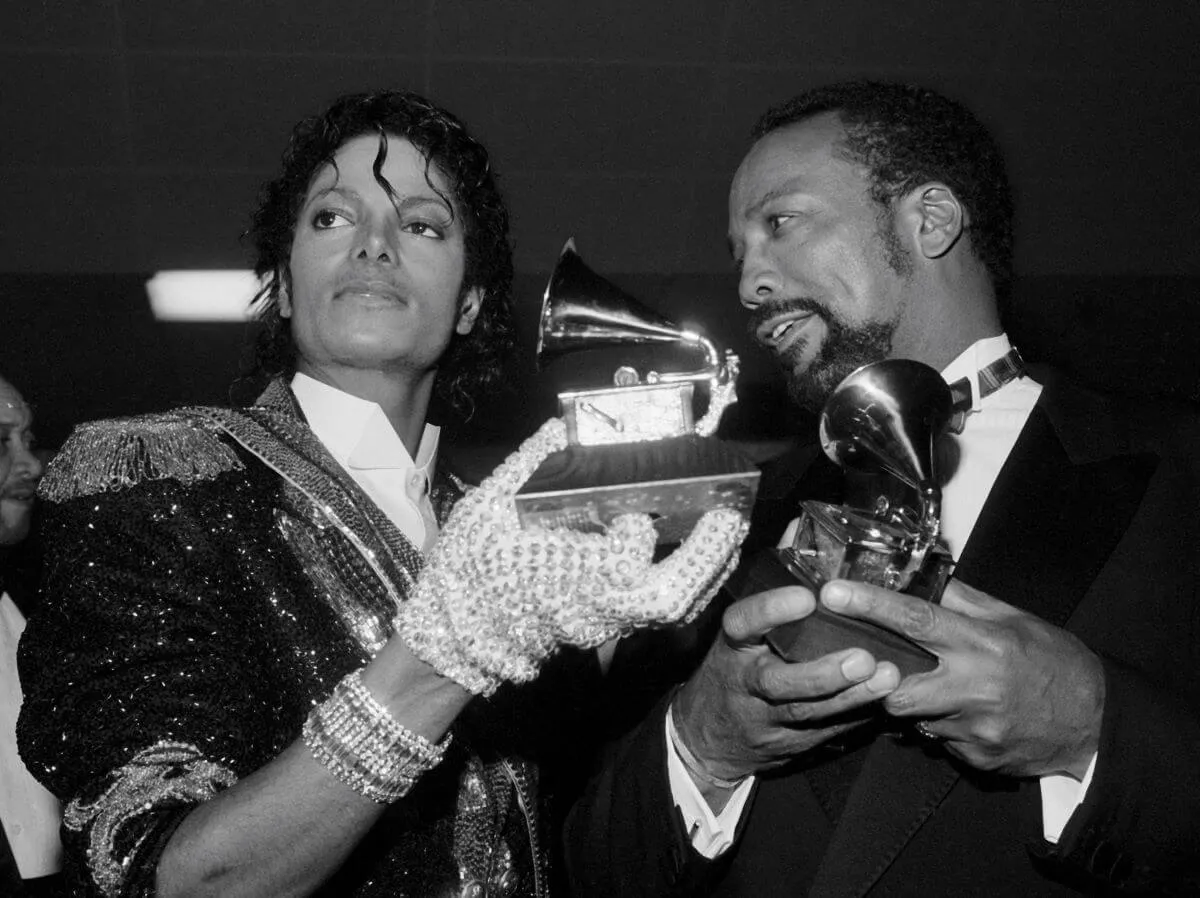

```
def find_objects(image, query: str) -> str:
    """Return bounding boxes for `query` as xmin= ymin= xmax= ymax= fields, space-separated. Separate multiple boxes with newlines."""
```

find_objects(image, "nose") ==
xmin=352 ymin=213 xmax=400 ymax=265
xmin=738 ymin=243 xmax=782 ymax=309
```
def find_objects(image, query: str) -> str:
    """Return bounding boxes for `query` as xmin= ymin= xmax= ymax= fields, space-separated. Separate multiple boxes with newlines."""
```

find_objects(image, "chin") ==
xmin=0 ymin=521 xmax=31 ymax=546
xmin=326 ymin=334 xmax=414 ymax=366
xmin=0 ymin=501 xmax=33 ymax=546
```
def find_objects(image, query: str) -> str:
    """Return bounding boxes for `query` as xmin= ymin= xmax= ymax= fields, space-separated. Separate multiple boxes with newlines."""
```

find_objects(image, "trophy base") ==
xmin=514 ymin=435 xmax=760 ymax=544
xmin=734 ymin=549 xmax=940 ymax=678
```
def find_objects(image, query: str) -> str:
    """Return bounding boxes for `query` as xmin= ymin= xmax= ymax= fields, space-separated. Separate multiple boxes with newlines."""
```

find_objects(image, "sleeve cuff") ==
xmin=1039 ymin=751 xmax=1098 ymax=843
xmin=663 ymin=707 xmax=754 ymax=858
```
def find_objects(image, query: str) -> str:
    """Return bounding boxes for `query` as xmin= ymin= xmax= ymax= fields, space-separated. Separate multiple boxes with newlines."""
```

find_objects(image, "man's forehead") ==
xmin=735 ymin=117 xmax=846 ymax=187
xmin=305 ymin=136 xmax=454 ymax=211
xmin=731 ymin=123 xmax=874 ymax=223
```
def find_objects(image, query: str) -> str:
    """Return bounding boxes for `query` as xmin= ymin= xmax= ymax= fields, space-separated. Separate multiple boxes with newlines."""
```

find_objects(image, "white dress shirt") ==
xmin=0 ymin=592 xmax=63 ymax=878
xmin=669 ymin=334 xmax=1095 ymax=855
xmin=291 ymin=373 xmax=440 ymax=552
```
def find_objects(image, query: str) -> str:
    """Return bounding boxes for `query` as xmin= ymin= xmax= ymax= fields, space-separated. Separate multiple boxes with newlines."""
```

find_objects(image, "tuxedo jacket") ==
xmin=565 ymin=371 xmax=1200 ymax=896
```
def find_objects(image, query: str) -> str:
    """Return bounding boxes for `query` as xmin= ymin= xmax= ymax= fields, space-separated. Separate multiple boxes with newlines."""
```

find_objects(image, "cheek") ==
xmin=286 ymin=233 xmax=340 ymax=303
xmin=815 ymin=236 xmax=886 ymax=315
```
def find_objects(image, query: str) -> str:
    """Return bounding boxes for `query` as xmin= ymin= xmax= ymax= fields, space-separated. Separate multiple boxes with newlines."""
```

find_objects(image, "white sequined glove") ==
xmin=393 ymin=418 xmax=749 ymax=695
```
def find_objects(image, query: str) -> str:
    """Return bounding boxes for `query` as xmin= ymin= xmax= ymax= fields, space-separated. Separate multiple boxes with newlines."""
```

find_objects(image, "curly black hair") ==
xmin=243 ymin=89 xmax=515 ymax=422
xmin=754 ymin=80 xmax=1014 ymax=309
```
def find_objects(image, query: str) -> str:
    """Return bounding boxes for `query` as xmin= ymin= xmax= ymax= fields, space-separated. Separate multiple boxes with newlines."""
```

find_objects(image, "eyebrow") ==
xmin=742 ymin=181 xmax=814 ymax=221
xmin=306 ymin=185 xmax=453 ymax=218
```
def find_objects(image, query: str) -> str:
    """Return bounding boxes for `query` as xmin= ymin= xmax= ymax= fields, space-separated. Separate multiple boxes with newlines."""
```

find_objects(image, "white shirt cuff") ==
xmin=664 ymin=709 xmax=755 ymax=858
xmin=1039 ymin=752 xmax=1098 ymax=843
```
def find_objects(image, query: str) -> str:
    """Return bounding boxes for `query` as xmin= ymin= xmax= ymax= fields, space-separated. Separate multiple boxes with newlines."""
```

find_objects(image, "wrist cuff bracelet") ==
xmin=303 ymin=669 xmax=451 ymax=804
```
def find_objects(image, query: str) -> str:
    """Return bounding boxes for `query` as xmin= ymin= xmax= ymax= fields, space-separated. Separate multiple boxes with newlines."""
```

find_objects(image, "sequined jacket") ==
xmin=18 ymin=380 xmax=596 ymax=898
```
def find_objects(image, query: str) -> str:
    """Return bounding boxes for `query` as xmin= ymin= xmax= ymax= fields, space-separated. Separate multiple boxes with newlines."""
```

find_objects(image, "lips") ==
xmin=1 ymin=486 xmax=36 ymax=501
xmin=757 ymin=311 xmax=815 ymax=352
xmin=335 ymin=278 xmax=405 ymax=302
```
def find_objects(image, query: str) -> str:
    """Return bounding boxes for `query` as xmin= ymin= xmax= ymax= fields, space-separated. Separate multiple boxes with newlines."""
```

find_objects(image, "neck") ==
xmin=295 ymin=362 xmax=433 ymax=457
xmin=896 ymin=266 xmax=1003 ymax=372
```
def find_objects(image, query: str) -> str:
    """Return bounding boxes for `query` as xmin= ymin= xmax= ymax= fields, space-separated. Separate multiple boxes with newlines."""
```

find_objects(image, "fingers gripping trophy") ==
xmin=396 ymin=241 xmax=758 ymax=695
xmin=746 ymin=359 xmax=958 ymax=676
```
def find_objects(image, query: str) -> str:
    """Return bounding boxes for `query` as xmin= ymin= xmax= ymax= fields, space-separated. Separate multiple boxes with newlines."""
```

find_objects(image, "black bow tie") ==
xmin=947 ymin=348 xmax=1027 ymax=433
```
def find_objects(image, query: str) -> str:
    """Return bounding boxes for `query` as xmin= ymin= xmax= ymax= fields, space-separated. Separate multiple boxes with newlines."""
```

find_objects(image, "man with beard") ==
xmin=565 ymin=80 xmax=1200 ymax=895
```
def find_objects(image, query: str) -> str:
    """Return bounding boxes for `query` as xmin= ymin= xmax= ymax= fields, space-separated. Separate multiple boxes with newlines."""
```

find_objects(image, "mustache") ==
xmin=745 ymin=297 xmax=829 ymax=339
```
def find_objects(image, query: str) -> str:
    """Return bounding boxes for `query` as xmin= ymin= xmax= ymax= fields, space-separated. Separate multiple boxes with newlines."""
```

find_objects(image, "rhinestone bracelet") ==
xmin=302 ymin=669 xmax=451 ymax=804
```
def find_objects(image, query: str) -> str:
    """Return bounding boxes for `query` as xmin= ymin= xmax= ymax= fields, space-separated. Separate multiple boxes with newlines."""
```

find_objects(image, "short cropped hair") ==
xmin=245 ymin=90 xmax=514 ymax=421
xmin=754 ymin=80 xmax=1014 ymax=307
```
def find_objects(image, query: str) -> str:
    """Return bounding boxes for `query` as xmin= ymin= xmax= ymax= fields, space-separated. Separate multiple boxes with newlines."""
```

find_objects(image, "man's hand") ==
xmin=821 ymin=578 xmax=1105 ymax=779
xmin=673 ymin=586 xmax=901 ymax=783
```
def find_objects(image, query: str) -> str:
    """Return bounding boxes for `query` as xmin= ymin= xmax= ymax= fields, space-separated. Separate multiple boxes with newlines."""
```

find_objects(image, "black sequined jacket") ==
xmin=17 ymin=379 xmax=598 ymax=898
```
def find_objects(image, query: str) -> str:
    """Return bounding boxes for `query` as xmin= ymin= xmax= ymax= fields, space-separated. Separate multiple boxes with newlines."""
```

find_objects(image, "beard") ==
xmin=787 ymin=314 xmax=896 ymax=413
xmin=751 ymin=298 xmax=897 ymax=414
xmin=753 ymin=215 xmax=911 ymax=413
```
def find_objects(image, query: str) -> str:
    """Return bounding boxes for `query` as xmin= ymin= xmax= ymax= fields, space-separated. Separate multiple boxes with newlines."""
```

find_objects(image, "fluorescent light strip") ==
xmin=146 ymin=270 xmax=264 ymax=322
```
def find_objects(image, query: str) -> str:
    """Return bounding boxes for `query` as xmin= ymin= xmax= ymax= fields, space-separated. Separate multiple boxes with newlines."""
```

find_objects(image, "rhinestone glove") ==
xmin=394 ymin=418 xmax=749 ymax=695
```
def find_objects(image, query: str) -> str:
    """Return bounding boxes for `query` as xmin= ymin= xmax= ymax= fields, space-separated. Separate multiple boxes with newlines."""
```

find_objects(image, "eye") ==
xmin=311 ymin=208 xmax=351 ymax=230
xmin=767 ymin=213 xmax=795 ymax=233
xmin=402 ymin=220 xmax=447 ymax=240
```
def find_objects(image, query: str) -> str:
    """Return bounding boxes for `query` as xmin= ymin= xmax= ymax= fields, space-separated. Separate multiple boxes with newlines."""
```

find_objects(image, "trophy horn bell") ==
xmin=536 ymin=238 xmax=693 ymax=368
xmin=819 ymin=358 xmax=954 ymax=493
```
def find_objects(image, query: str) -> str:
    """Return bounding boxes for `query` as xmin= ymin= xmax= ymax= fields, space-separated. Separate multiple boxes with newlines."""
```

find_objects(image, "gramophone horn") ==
xmin=819 ymin=358 xmax=953 ymax=492
xmin=536 ymin=239 xmax=688 ymax=368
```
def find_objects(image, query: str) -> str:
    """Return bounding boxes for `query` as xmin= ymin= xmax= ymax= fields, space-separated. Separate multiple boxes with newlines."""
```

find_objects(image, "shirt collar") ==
xmin=290 ymin=372 xmax=440 ymax=474
xmin=940 ymin=334 xmax=1015 ymax=414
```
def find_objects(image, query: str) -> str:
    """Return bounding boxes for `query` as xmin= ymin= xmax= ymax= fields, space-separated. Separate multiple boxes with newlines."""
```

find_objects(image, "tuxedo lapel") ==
xmin=805 ymin=395 xmax=1157 ymax=897
xmin=807 ymin=735 xmax=957 ymax=898
xmin=953 ymin=403 xmax=1157 ymax=627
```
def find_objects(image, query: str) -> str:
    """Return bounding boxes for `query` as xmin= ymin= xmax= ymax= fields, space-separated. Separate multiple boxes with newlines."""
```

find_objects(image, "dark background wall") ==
xmin=1 ymin=1 xmax=1198 ymax=449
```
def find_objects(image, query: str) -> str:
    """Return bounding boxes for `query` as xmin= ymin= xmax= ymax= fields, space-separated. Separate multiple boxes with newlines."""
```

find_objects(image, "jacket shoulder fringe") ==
xmin=39 ymin=411 xmax=245 ymax=502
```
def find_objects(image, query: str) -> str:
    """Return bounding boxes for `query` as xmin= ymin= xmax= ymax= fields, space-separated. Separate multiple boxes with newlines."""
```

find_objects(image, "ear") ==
xmin=455 ymin=287 xmax=483 ymax=335
xmin=902 ymin=183 xmax=965 ymax=260
xmin=276 ymin=274 xmax=293 ymax=319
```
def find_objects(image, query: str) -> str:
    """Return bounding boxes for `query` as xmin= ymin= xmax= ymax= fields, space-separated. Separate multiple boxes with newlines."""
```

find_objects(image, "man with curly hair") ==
xmin=566 ymin=80 xmax=1200 ymax=895
xmin=17 ymin=90 xmax=746 ymax=898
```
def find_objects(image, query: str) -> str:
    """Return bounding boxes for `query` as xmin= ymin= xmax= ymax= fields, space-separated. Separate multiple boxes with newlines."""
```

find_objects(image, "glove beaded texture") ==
xmin=394 ymin=419 xmax=748 ymax=695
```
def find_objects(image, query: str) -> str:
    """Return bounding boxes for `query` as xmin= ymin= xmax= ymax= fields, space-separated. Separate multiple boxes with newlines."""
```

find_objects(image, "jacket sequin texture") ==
xmin=17 ymin=379 xmax=589 ymax=898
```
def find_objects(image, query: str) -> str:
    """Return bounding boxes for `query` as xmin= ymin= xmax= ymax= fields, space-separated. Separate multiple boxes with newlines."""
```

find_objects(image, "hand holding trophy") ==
xmin=742 ymin=359 xmax=957 ymax=676
xmin=394 ymin=419 xmax=748 ymax=695
xmin=396 ymin=241 xmax=756 ymax=694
